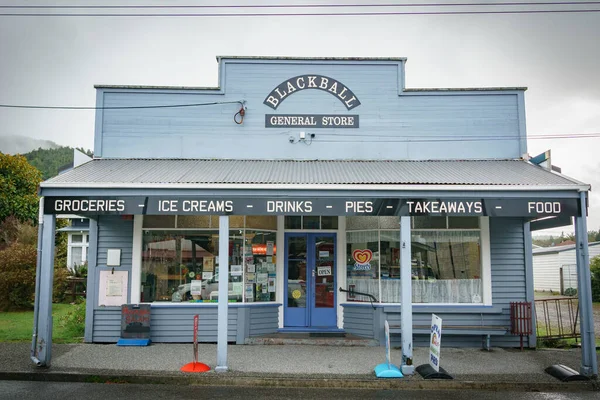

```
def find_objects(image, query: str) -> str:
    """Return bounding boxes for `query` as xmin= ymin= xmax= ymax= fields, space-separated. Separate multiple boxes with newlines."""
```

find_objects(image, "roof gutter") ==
xmin=39 ymin=182 xmax=591 ymax=192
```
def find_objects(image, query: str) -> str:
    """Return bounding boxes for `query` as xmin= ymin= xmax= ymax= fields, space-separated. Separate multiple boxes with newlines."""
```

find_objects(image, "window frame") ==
xmin=67 ymin=232 xmax=89 ymax=270
xmin=344 ymin=216 xmax=492 ymax=306
xmin=133 ymin=215 xmax=278 ymax=305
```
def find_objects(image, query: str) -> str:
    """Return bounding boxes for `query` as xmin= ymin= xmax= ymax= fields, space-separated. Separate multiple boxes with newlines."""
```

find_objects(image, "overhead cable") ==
xmin=1 ymin=10 xmax=599 ymax=16
xmin=0 ymin=101 xmax=244 ymax=110
xmin=1 ymin=2 xmax=599 ymax=9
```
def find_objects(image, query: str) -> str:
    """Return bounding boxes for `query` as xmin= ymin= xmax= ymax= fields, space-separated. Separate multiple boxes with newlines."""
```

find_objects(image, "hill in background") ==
xmin=0 ymin=135 xmax=92 ymax=180
xmin=24 ymin=147 xmax=93 ymax=180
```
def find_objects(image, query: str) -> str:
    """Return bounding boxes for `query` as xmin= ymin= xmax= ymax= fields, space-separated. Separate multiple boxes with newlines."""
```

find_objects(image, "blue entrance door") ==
xmin=284 ymin=233 xmax=336 ymax=328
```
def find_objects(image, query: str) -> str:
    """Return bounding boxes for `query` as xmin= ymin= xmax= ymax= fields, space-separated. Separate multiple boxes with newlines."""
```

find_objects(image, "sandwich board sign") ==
xmin=374 ymin=320 xmax=403 ymax=378
xmin=117 ymin=304 xmax=151 ymax=346
xmin=429 ymin=314 xmax=442 ymax=372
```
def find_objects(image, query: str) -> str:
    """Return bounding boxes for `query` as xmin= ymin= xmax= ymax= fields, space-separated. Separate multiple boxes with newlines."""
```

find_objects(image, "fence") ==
xmin=534 ymin=297 xmax=580 ymax=341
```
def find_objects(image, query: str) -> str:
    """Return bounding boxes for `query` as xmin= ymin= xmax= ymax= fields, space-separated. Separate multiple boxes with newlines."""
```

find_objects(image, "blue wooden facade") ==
xmin=39 ymin=57 xmax=591 ymax=354
xmin=95 ymin=57 xmax=526 ymax=161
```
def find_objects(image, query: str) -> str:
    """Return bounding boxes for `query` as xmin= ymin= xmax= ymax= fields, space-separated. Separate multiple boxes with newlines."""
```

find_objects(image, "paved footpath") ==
xmin=0 ymin=342 xmax=598 ymax=391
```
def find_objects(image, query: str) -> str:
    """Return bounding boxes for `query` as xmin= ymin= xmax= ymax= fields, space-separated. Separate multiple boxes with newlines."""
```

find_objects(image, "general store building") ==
xmin=33 ymin=56 xmax=596 ymax=375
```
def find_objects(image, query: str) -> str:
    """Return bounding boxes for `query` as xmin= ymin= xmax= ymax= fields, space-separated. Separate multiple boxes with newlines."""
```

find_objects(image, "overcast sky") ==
xmin=0 ymin=1 xmax=599 ymax=234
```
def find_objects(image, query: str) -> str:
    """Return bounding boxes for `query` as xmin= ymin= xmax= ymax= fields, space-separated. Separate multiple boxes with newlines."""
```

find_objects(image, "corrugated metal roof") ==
xmin=533 ymin=241 xmax=600 ymax=255
xmin=41 ymin=159 xmax=587 ymax=189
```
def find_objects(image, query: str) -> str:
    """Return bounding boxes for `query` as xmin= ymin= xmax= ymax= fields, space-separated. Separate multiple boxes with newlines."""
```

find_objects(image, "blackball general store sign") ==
xmin=264 ymin=74 xmax=360 ymax=128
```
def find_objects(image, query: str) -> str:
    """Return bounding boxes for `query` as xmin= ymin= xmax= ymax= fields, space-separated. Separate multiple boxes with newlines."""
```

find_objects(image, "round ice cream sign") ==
xmin=352 ymin=249 xmax=372 ymax=271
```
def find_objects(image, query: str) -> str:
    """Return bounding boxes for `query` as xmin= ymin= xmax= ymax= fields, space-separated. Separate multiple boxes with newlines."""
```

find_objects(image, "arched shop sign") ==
xmin=44 ymin=196 xmax=580 ymax=218
xmin=263 ymin=75 xmax=361 ymax=110
xmin=264 ymin=75 xmax=361 ymax=128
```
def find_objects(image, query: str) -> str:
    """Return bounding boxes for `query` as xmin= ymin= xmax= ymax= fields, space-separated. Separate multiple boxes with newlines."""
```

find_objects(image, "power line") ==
xmin=1 ymin=104 xmax=597 ymax=140
xmin=1 ymin=2 xmax=599 ymax=8
xmin=1 ymin=10 xmax=599 ymax=16
xmin=0 ymin=101 xmax=244 ymax=110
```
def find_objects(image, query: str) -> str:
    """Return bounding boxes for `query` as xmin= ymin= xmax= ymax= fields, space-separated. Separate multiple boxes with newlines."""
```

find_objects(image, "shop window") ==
xmin=210 ymin=215 xmax=244 ymax=228
xmin=380 ymin=231 xmax=401 ymax=302
xmin=379 ymin=217 xmax=400 ymax=229
xmin=344 ymin=216 xmax=486 ymax=305
xmin=346 ymin=216 xmax=378 ymax=230
xmin=143 ymin=215 xmax=175 ymax=228
xmin=177 ymin=216 xmax=210 ymax=228
xmin=346 ymin=230 xmax=380 ymax=302
xmin=411 ymin=230 xmax=482 ymax=303
xmin=243 ymin=230 xmax=277 ymax=302
xmin=413 ymin=216 xmax=446 ymax=229
xmin=246 ymin=216 xmax=277 ymax=230
xmin=141 ymin=223 xmax=277 ymax=304
xmin=448 ymin=216 xmax=479 ymax=229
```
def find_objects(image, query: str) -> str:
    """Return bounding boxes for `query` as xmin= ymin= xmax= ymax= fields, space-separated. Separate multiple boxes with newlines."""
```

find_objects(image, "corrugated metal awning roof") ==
xmin=40 ymin=159 xmax=588 ymax=191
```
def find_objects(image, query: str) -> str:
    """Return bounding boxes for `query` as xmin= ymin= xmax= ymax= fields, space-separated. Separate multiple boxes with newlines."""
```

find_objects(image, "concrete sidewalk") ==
xmin=0 ymin=342 xmax=597 ymax=391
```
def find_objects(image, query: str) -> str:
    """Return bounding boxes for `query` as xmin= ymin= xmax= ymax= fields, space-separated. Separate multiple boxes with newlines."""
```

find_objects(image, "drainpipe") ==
xmin=30 ymin=197 xmax=44 ymax=366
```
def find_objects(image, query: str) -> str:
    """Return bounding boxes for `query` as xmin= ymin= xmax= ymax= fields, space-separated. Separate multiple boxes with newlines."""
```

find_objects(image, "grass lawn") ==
xmin=0 ymin=303 xmax=85 ymax=343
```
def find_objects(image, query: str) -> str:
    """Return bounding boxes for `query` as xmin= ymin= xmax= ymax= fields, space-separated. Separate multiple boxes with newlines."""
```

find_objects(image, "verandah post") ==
xmin=216 ymin=215 xmax=230 ymax=372
xmin=400 ymin=216 xmax=413 ymax=372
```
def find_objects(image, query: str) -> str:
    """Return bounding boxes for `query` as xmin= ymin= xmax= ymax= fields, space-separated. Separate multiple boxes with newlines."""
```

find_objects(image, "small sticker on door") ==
xmin=292 ymin=289 xmax=302 ymax=299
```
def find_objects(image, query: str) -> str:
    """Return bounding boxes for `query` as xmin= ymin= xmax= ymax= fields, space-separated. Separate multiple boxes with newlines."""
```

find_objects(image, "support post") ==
xmin=523 ymin=221 xmax=537 ymax=348
xmin=84 ymin=218 xmax=98 ymax=343
xmin=215 ymin=215 xmax=229 ymax=372
xmin=400 ymin=216 xmax=414 ymax=373
xmin=36 ymin=214 xmax=56 ymax=367
xmin=574 ymin=192 xmax=598 ymax=377
xmin=30 ymin=198 xmax=44 ymax=366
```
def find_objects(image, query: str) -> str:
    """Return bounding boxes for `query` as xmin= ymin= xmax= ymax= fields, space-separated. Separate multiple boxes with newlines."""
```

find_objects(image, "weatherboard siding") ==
xmin=97 ymin=59 xmax=523 ymax=160
xmin=91 ymin=215 xmax=132 ymax=342
xmin=92 ymin=305 xmax=279 ymax=343
xmin=533 ymin=253 xmax=560 ymax=292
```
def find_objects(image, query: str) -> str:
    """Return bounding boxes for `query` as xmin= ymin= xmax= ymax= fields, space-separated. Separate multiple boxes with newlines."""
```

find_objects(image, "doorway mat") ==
xmin=309 ymin=332 xmax=346 ymax=337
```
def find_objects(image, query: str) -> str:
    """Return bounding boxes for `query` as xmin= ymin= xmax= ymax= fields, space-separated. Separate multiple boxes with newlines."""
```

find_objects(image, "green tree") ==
xmin=0 ymin=153 xmax=42 ymax=225
xmin=591 ymin=255 xmax=600 ymax=302
xmin=23 ymin=146 xmax=93 ymax=181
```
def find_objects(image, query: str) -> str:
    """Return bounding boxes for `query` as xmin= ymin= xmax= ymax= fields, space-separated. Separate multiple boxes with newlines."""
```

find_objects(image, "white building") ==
xmin=533 ymin=242 xmax=600 ymax=294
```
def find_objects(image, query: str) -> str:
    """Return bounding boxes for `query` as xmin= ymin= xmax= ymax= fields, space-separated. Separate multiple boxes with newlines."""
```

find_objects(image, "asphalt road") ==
xmin=0 ymin=381 xmax=597 ymax=400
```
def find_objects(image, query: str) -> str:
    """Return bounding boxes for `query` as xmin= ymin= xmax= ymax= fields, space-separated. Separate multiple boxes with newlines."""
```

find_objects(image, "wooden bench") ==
xmin=388 ymin=324 xmax=508 ymax=351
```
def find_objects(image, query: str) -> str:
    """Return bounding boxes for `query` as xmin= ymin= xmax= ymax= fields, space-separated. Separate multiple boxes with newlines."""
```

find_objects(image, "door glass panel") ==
xmin=287 ymin=236 xmax=307 ymax=308
xmin=314 ymin=236 xmax=334 ymax=308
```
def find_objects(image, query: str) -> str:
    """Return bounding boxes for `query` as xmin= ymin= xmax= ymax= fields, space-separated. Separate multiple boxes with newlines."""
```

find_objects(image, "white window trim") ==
xmin=480 ymin=217 xmax=492 ymax=305
xmin=135 ymin=217 xmax=279 ymax=305
xmin=67 ymin=232 xmax=89 ymax=271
